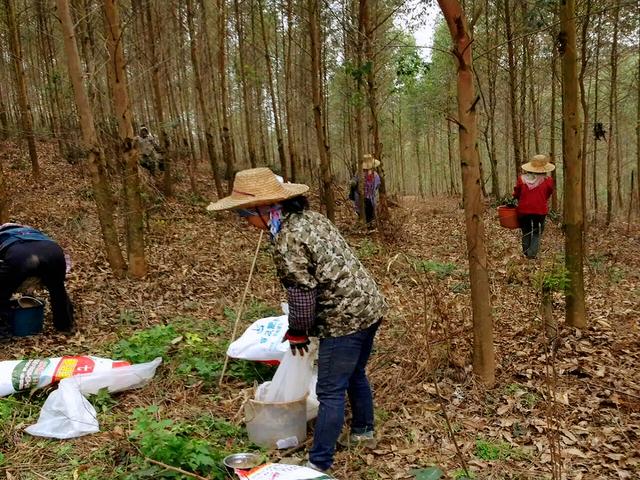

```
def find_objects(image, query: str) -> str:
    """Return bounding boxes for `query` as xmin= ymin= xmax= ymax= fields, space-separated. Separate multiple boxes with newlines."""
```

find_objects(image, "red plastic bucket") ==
xmin=497 ymin=206 xmax=519 ymax=229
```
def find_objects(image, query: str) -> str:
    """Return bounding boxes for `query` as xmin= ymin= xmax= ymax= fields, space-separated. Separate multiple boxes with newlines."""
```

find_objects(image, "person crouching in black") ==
xmin=0 ymin=223 xmax=74 ymax=333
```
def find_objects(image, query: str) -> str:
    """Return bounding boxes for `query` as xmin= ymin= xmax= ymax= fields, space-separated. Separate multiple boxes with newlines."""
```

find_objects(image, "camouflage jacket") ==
xmin=271 ymin=210 xmax=387 ymax=338
xmin=135 ymin=134 xmax=160 ymax=157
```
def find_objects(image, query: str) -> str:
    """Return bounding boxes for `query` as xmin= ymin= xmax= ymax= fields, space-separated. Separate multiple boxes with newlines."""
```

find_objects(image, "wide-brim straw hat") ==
xmin=522 ymin=154 xmax=555 ymax=173
xmin=206 ymin=167 xmax=309 ymax=211
xmin=362 ymin=154 xmax=381 ymax=170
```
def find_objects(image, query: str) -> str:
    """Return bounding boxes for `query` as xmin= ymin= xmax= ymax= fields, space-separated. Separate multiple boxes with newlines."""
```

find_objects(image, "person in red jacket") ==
xmin=513 ymin=155 xmax=555 ymax=259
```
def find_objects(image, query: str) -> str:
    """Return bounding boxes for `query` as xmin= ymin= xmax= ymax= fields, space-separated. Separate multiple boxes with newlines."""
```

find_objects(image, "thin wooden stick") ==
xmin=219 ymin=230 xmax=264 ymax=386
xmin=145 ymin=457 xmax=209 ymax=480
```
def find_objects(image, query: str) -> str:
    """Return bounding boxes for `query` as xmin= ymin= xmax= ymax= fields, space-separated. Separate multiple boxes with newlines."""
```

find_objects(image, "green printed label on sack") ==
xmin=11 ymin=359 xmax=50 ymax=391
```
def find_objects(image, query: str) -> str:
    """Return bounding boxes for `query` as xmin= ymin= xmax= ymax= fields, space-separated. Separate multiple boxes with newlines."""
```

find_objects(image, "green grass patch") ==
xmin=475 ymin=438 xmax=526 ymax=461
xmin=415 ymin=259 xmax=457 ymax=279
xmin=113 ymin=325 xmax=179 ymax=363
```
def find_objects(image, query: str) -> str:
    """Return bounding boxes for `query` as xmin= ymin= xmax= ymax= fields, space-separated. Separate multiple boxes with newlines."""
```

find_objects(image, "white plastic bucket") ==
xmin=245 ymin=393 xmax=308 ymax=449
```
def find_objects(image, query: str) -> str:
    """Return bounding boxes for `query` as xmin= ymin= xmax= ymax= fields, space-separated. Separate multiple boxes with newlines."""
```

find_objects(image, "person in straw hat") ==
xmin=512 ymin=154 xmax=555 ymax=259
xmin=208 ymin=168 xmax=387 ymax=473
xmin=349 ymin=154 xmax=381 ymax=227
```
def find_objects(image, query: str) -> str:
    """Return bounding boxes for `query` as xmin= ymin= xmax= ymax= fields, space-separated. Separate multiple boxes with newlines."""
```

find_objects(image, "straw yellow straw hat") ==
xmin=206 ymin=167 xmax=309 ymax=211
xmin=362 ymin=154 xmax=381 ymax=170
xmin=522 ymin=154 xmax=555 ymax=173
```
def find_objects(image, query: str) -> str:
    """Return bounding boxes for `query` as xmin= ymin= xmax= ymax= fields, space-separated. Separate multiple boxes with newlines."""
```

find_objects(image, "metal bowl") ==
xmin=222 ymin=452 xmax=262 ymax=471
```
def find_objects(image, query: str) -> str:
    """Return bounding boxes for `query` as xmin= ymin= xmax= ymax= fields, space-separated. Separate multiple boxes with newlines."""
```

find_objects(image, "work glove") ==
xmin=283 ymin=329 xmax=310 ymax=357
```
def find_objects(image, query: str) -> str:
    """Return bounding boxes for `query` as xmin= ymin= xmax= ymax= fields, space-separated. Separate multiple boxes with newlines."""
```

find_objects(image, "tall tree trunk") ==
xmin=438 ymin=0 xmax=495 ymax=386
xmin=284 ymin=0 xmax=299 ymax=181
xmin=309 ymin=0 xmax=335 ymax=221
xmin=484 ymin=1 xmax=499 ymax=198
xmin=551 ymin=42 xmax=558 ymax=212
xmin=606 ymin=2 xmax=619 ymax=225
xmin=637 ymin=10 xmax=640 ymax=212
xmin=559 ymin=0 xmax=586 ymax=329
xmin=217 ymin=0 xmax=236 ymax=188
xmin=578 ymin=0 xmax=592 ymax=227
xmin=504 ymin=0 xmax=521 ymax=179
xmin=104 ymin=0 xmax=147 ymax=278
xmin=56 ymin=0 xmax=126 ymax=276
xmin=233 ymin=0 xmax=257 ymax=168
xmin=4 ymin=0 xmax=40 ymax=180
xmin=258 ymin=0 xmax=288 ymax=180
xmin=186 ymin=0 xmax=224 ymax=197
xmin=364 ymin=0 xmax=388 ymax=219
xmin=592 ymin=15 xmax=601 ymax=218
xmin=143 ymin=0 xmax=172 ymax=198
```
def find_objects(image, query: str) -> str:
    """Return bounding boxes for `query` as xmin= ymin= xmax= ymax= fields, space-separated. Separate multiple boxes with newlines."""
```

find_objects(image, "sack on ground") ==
xmin=25 ymin=358 xmax=162 ymax=439
xmin=0 ymin=356 xmax=130 ymax=397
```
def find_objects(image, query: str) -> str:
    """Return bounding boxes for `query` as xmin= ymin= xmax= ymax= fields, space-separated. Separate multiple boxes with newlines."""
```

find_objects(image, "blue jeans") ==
xmin=309 ymin=321 xmax=380 ymax=470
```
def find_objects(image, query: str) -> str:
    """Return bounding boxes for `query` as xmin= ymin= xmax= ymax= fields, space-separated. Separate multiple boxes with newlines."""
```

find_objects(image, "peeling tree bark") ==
xmin=56 ymin=0 xmax=126 ymax=277
xmin=438 ymin=0 xmax=495 ymax=386
xmin=104 ymin=0 xmax=147 ymax=278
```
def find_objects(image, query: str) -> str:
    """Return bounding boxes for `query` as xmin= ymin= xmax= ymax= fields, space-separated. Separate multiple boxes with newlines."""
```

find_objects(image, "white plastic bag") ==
xmin=25 ymin=358 xmax=162 ymax=439
xmin=24 ymin=378 xmax=99 ymax=439
xmin=227 ymin=314 xmax=289 ymax=362
xmin=256 ymin=344 xmax=316 ymax=404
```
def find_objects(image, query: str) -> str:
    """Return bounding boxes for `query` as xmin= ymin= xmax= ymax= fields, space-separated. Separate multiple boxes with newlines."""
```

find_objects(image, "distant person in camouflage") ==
xmin=208 ymin=168 xmax=387 ymax=474
xmin=135 ymin=126 xmax=162 ymax=174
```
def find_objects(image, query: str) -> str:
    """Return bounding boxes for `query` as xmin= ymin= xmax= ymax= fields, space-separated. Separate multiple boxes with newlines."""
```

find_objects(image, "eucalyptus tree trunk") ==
xmin=104 ymin=0 xmax=147 ymax=278
xmin=438 ymin=0 xmax=495 ymax=386
xmin=364 ymin=0 xmax=388 ymax=219
xmin=186 ymin=0 xmax=223 ymax=197
xmin=233 ymin=0 xmax=257 ymax=168
xmin=57 ymin=0 xmax=126 ymax=277
xmin=591 ymin=15 xmax=601 ymax=218
xmin=143 ymin=0 xmax=172 ymax=197
xmin=217 ymin=0 xmax=236 ymax=187
xmin=559 ymin=0 xmax=586 ymax=329
xmin=578 ymin=0 xmax=592 ymax=227
xmin=606 ymin=2 xmax=619 ymax=224
xmin=4 ymin=0 xmax=40 ymax=180
xmin=258 ymin=0 xmax=288 ymax=180
xmin=309 ymin=0 xmax=335 ymax=221
xmin=550 ymin=43 xmax=558 ymax=212
xmin=284 ymin=0 xmax=300 ymax=181
xmin=504 ymin=0 xmax=521 ymax=179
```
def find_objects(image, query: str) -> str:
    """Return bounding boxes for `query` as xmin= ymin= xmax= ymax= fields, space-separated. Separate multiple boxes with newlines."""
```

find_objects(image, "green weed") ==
xmin=475 ymin=438 xmax=509 ymax=460
xmin=113 ymin=325 xmax=179 ymax=363
xmin=358 ymin=238 xmax=381 ymax=259
xmin=415 ymin=259 xmax=457 ymax=279
xmin=119 ymin=309 xmax=141 ymax=325
xmin=129 ymin=406 xmax=228 ymax=479
xmin=534 ymin=263 xmax=570 ymax=293
xmin=475 ymin=438 xmax=525 ymax=461
xmin=88 ymin=388 xmax=118 ymax=414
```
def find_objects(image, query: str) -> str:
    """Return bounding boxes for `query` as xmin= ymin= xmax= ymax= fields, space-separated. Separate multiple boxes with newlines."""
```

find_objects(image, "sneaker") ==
xmin=338 ymin=430 xmax=377 ymax=448
xmin=304 ymin=461 xmax=331 ymax=474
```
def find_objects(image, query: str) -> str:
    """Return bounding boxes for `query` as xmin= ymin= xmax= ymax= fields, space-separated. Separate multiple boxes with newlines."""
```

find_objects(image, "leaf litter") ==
xmin=0 ymin=142 xmax=639 ymax=479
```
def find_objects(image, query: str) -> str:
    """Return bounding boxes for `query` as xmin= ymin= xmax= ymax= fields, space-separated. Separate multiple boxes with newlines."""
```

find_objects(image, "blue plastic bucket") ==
xmin=9 ymin=296 xmax=45 ymax=337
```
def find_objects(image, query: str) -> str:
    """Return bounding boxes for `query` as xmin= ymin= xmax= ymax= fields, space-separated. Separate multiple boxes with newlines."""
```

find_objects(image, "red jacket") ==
xmin=513 ymin=175 xmax=554 ymax=215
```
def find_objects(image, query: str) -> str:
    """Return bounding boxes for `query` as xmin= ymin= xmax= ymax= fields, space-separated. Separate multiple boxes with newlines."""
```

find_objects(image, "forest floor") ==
xmin=0 ymin=141 xmax=639 ymax=480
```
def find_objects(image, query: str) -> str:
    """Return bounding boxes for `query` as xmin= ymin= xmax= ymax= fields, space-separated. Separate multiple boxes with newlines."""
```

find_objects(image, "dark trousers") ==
xmin=309 ymin=321 xmax=380 ymax=470
xmin=0 ymin=241 xmax=74 ymax=331
xmin=519 ymin=214 xmax=546 ymax=259
xmin=364 ymin=199 xmax=375 ymax=225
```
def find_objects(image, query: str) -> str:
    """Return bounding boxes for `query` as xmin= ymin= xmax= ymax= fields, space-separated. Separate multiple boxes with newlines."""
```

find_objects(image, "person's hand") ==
xmin=283 ymin=329 xmax=310 ymax=356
